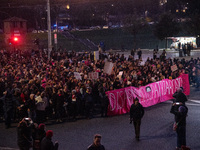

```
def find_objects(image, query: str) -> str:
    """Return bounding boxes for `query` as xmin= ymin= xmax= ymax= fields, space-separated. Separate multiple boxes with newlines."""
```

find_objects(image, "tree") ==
xmin=181 ymin=0 xmax=200 ymax=15
xmin=123 ymin=12 xmax=147 ymax=50
xmin=154 ymin=13 xmax=179 ymax=48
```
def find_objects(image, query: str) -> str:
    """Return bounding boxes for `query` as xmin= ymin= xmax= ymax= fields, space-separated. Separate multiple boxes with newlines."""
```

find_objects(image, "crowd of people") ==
xmin=0 ymin=47 xmax=200 ymax=130
xmin=17 ymin=117 xmax=58 ymax=150
xmin=178 ymin=42 xmax=193 ymax=57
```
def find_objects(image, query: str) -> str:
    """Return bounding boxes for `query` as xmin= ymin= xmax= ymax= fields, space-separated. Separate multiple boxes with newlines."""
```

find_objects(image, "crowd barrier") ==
xmin=106 ymin=74 xmax=190 ymax=116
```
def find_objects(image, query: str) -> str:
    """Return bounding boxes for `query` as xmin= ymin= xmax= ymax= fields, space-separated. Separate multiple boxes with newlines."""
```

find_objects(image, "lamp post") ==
xmin=47 ymin=0 xmax=52 ymax=60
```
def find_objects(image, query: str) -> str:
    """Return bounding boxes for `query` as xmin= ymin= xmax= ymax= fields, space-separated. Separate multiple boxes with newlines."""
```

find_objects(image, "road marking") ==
xmin=163 ymin=99 xmax=200 ymax=106
xmin=188 ymin=99 xmax=200 ymax=104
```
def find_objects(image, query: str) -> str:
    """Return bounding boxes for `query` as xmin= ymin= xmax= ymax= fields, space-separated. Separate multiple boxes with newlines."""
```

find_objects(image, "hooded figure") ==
xmin=170 ymin=103 xmax=188 ymax=150
xmin=173 ymin=87 xmax=188 ymax=105
xmin=41 ymin=130 xmax=58 ymax=150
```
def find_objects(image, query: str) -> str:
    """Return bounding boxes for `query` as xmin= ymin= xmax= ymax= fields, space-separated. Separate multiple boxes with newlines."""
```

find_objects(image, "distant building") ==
xmin=3 ymin=17 xmax=27 ymax=45
xmin=169 ymin=37 xmax=197 ymax=50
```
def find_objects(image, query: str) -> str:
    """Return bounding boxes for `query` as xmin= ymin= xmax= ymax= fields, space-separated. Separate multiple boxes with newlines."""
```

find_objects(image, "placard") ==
xmin=88 ymin=72 xmax=99 ymax=80
xmin=171 ymin=65 xmax=178 ymax=72
xmin=103 ymin=61 xmax=114 ymax=75
xmin=74 ymin=72 xmax=82 ymax=80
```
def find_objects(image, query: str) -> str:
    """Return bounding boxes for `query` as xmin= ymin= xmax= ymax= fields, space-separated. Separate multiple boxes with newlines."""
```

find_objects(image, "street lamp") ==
xmin=66 ymin=4 xmax=70 ymax=10
xmin=47 ymin=0 xmax=52 ymax=60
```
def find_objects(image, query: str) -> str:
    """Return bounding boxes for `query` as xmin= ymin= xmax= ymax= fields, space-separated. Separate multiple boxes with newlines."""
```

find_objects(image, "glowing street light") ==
xmin=66 ymin=4 xmax=70 ymax=10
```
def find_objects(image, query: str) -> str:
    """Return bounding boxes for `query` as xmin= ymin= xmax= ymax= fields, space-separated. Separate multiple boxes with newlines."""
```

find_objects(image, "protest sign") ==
xmin=94 ymin=51 xmax=99 ymax=61
xmin=103 ymin=61 xmax=114 ymax=75
xmin=171 ymin=65 xmax=178 ymax=72
xmin=117 ymin=71 xmax=123 ymax=80
xmin=74 ymin=72 xmax=82 ymax=80
xmin=88 ymin=72 xmax=99 ymax=80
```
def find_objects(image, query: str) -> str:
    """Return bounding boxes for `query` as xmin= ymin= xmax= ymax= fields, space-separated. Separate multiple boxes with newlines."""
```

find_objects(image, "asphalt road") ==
xmin=0 ymin=49 xmax=200 ymax=150
xmin=0 ymin=87 xmax=200 ymax=150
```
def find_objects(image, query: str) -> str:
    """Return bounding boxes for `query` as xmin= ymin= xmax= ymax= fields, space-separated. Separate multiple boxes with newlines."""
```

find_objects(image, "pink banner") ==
xmin=106 ymin=74 xmax=190 ymax=116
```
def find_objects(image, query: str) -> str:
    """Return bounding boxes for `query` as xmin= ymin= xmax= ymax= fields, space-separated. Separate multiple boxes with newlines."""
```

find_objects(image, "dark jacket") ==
xmin=35 ymin=129 xmax=46 ymax=142
xmin=84 ymin=93 xmax=93 ymax=104
xmin=173 ymin=91 xmax=188 ymax=105
xmin=55 ymin=94 xmax=65 ymax=111
xmin=87 ymin=143 xmax=105 ymax=150
xmin=17 ymin=123 xmax=33 ymax=148
xmin=0 ymin=91 xmax=17 ymax=113
xmin=170 ymin=105 xmax=188 ymax=127
xmin=41 ymin=137 xmax=58 ymax=150
xmin=130 ymin=103 xmax=144 ymax=121
xmin=26 ymin=98 xmax=36 ymax=112
xmin=99 ymin=89 xmax=109 ymax=107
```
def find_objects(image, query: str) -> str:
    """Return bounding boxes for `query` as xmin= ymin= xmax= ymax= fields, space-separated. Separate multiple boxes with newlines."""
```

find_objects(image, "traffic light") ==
xmin=13 ymin=36 xmax=19 ymax=45
xmin=13 ymin=37 xmax=19 ymax=42
xmin=8 ymin=37 xmax=20 ymax=45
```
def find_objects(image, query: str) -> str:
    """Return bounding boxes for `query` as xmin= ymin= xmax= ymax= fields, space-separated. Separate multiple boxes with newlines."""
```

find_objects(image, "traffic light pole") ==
xmin=47 ymin=0 xmax=52 ymax=60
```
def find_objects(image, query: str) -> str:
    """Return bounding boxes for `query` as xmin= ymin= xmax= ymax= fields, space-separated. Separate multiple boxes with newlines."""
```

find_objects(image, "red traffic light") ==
xmin=13 ymin=37 xmax=19 ymax=42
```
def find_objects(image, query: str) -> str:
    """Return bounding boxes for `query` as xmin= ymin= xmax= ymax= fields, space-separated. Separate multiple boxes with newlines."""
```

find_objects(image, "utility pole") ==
xmin=47 ymin=0 xmax=52 ymax=60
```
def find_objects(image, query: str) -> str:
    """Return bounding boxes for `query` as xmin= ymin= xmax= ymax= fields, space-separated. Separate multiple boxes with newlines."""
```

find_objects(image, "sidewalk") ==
xmin=165 ymin=49 xmax=200 ymax=60
xmin=114 ymin=48 xmax=200 ymax=61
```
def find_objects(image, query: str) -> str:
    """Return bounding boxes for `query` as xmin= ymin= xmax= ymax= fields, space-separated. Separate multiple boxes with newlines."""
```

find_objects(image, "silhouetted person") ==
xmin=129 ymin=97 xmax=144 ymax=141
xmin=170 ymin=104 xmax=188 ymax=150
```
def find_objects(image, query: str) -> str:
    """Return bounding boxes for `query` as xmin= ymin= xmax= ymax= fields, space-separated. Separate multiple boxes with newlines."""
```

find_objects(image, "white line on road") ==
xmin=164 ymin=99 xmax=200 ymax=106
xmin=188 ymin=99 xmax=200 ymax=104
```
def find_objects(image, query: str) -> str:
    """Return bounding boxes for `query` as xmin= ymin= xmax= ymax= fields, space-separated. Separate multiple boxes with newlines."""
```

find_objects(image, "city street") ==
xmin=0 ymin=49 xmax=200 ymax=150
xmin=1 ymin=0 xmax=200 ymax=149
xmin=0 ymin=86 xmax=200 ymax=150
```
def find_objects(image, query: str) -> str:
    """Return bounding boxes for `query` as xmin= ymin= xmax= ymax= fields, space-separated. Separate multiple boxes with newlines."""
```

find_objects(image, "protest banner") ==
xmin=74 ymin=72 xmax=82 ymax=80
xmin=106 ymin=74 xmax=190 ymax=116
xmin=103 ymin=61 xmax=114 ymax=75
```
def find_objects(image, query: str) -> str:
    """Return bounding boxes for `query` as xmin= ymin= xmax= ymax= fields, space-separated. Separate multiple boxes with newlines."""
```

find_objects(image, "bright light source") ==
xmin=66 ymin=4 xmax=70 ymax=10
xmin=14 ymin=37 xmax=19 ymax=42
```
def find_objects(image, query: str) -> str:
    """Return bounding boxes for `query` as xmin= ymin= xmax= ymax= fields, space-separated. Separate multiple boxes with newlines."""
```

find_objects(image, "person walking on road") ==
xmin=129 ymin=97 xmax=144 ymax=141
xmin=87 ymin=134 xmax=105 ymax=150
xmin=170 ymin=103 xmax=188 ymax=150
